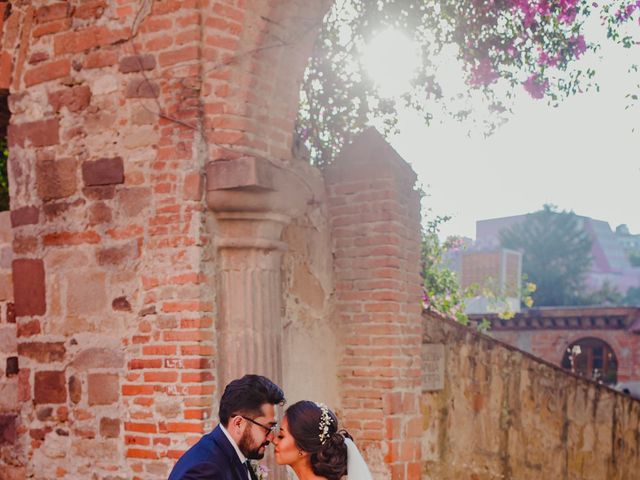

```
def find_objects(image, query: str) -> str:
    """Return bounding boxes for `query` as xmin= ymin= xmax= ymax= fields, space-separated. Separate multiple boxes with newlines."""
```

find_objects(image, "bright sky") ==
xmin=364 ymin=19 xmax=640 ymax=241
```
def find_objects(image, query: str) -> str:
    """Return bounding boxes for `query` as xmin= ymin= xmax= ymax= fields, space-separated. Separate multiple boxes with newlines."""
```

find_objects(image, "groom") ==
xmin=168 ymin=374 xmax=285 ymax=480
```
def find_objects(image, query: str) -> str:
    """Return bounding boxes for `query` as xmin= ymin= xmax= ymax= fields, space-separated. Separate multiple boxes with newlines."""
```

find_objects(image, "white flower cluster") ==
xmin=315 ymin=402 xmax=332 ymax=444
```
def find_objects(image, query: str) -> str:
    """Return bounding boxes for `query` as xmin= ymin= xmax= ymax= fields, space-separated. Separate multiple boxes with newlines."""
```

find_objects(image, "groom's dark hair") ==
xmin=219 ymin=374 xmax=285 ymax=425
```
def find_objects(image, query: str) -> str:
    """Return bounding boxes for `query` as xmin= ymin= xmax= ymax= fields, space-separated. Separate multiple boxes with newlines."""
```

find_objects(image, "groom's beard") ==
xmin=239 ymin=430 xmax=269 ymax=460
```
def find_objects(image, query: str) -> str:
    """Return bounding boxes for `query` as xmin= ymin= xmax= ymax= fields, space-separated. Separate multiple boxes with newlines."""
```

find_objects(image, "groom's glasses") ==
xmin=241 ymin=416 xmax=278 ymax=435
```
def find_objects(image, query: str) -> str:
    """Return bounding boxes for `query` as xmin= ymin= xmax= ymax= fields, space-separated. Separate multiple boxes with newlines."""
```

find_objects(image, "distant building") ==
xmin=476 ymin=214 xmax=640 ymax=295
xmin=471 ymin=306 xmax=640 ymax=396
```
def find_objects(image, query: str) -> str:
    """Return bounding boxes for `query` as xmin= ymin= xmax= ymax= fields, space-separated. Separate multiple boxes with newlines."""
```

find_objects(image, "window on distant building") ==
xmin=561 ymin=337 xmax=618 ymax=385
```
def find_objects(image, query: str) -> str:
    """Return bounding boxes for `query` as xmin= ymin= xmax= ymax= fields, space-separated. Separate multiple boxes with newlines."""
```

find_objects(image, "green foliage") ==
xmin=297 ymin=0 xmax=605 ymax=166
xmin=623 ymin=286 xmax=640 ymax=305
xmin=579 ymin=281 xmax=624 ymax=305
xmin=628 ymin=250 xmax=640 ymax=267
xmin=0 ymin=137 xmax=8 ymax=211
xmin=500 ymin=204 xmax=593 ymax=306
xmin=421 ymin=216 xmax=471 ymax=324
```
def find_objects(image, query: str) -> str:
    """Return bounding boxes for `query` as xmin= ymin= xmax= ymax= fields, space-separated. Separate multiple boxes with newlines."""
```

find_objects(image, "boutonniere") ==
xmin=251 ymin=463 xmax=269 ymax=480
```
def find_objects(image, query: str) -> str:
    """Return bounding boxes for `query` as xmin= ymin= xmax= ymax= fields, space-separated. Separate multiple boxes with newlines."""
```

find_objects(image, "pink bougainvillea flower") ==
xmin=523 ymin=74 xmax=548 ymax=99
xmin=569 ymin=34 xmax=587 ymax=58
xmin=470 ymin=58 xmax=500 ymax=86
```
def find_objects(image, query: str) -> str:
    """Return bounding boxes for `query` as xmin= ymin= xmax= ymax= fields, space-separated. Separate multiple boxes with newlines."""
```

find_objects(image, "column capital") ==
xmin=206 ymin=156 xmax=320 ymax=250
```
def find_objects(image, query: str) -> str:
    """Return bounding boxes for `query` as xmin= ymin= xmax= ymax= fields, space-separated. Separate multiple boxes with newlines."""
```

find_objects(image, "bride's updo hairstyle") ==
xmin=285 ymin=400 xmax=352 ymax=480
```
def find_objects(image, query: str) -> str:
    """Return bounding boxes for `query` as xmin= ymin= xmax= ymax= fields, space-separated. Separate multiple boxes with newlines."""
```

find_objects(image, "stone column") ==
xmin=207 ymin=157 xmax=314 ymax=390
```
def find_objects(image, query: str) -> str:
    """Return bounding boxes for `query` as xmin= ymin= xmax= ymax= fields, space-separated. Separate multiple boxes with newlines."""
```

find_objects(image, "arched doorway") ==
xmin=561 ymin=337 xmax=618 ymax=385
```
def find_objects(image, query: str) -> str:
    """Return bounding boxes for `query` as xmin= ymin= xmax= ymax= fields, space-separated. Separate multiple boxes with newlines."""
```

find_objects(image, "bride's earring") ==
xmin=298 ymin=450 xmax=303 ymax=457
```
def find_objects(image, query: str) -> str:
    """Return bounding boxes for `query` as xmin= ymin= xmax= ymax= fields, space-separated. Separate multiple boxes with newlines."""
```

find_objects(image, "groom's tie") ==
xmin=245 ymin=461 xmax=258 ymax=480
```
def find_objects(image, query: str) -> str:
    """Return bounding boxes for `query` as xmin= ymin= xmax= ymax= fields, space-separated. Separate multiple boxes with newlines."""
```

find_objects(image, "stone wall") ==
xmin=422 ymin=311 xmax=640 ymax=480
xmin=0 ymin=210 xmax=21 ymax=480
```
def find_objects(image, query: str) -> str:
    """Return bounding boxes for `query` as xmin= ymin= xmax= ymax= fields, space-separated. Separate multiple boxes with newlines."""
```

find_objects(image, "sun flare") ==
xmin=362 ymin=29 xmax=420 ymax=98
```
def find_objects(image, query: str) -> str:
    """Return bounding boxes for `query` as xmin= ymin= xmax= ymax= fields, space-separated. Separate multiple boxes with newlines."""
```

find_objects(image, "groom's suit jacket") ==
xmin=168 ymin=425 xmax=250 ymax=480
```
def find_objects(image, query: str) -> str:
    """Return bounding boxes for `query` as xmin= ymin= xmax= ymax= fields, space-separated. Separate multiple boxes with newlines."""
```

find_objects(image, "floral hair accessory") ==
xmin=315 ymin=402 xmax=332 ymax=444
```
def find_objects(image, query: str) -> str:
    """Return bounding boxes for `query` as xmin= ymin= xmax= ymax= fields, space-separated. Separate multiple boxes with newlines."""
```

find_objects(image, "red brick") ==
xmin=12 ymin=259 xmax=46 ymax=317
xmin=74 ymin=0 xmax=107 ymax=20
xmin=48 ymin=85 xmax=91 ymax=113
xmin=43 ymin=230 xmax=100 ymax=246
xmin=17 ymin=342 xmax=65 ymax=362
xmin=34 ymin=371 xmax=66 ymax=404
xmin=8 ymin=118 xmax=59 ymax=148
xmin=127 ymin=448 xmax=159 ymax=459
xmin=143 ymin=371 xmax=178 ymax=383
xmin=84 ymin=50 xmax=118 ymax=69
xmin=88 ymin=373 xmax=119 ymax=406
xmin=122 ymin=385 xmax=154 ymax=396
xmin=10 ymin=206 xmax=39 ymax=227
xmin=32 ymin=18 xmax=72 ymax=38
xmin=54 ymin=26 xmax=131 ymax=55
xmin=36 ymin=3 xmax=70 ymax=23
xmin=125 ymin=422 xmax=157 ymax=433
xmin=119 ymin=54 xmax=156 ymax=73
xmin=69 ymin=375 xmax=82 ymax=404
xmin=158 ymin=46 xmax=200 ymax=66
xmin=82 ymin=157 xmax=124 ymax=186
xmin=28 ymin=51 xmax=49 ymax=64
xmin=0 ymin=51 xmax=11 ymax=89
xmin=17 ymin=319 xmax=41 ymax=337
xmin=24 ymin=59 xmax=70 ymax=87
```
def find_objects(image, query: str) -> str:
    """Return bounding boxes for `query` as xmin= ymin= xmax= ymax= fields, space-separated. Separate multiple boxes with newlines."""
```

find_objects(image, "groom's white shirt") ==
xmin=220 ymin=424 xmax=251 ymax=480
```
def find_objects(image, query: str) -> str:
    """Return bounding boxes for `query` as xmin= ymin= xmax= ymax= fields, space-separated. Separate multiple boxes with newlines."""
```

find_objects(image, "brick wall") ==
xmin=423 ymin=311 xmax=640 ymax=479
xmin=491 ymin=328 xmax=640 ymax=382
xmin=326 ymin=129 xmax=424 ymax=480
xmin=0 ymin=210 xmax=22 ymax=480
xmin=0 ymin=1 xmax=330 ymax=478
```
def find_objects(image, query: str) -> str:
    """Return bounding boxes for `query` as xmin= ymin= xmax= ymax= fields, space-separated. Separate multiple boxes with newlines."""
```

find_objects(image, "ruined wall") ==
xmin=422 ymin=311 xmax=640 ymax=480
xmin=326 ymin=129 xmax=424 ymax=479
xmin=0 ymin=210 xmax=21 ymax=480
xmin=0 ymin=0 xmax=330 ymax=478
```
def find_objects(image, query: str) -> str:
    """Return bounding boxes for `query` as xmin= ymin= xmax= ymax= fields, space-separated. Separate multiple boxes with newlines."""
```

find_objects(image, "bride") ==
xmin=273 ymin=400 xmax=372 ymax=480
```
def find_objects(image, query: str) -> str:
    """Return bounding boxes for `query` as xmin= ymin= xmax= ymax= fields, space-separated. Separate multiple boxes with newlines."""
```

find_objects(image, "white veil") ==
xmin=345 ymin=438 xmax=373 ymax=480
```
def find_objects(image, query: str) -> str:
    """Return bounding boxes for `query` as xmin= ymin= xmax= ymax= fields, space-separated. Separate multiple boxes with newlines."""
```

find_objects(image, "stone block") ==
xmin=36 ymin=157 xmax=77 ymax=201
xmin=96 ymin=243 xmax=138 ymax=266
xmin=117 ymin=187 xmax=151 ymax=216
xmin=12 ymin=259 xmax=46 ymax=317
xmin=6 ymin=356 xmax=18 ymax=376
xmin=0 ymin=272 xmax=12 ymax=300
xmin=48 ymin=85 xmax=92 ymax=113
xmin=82 ymin=157 xmax=124 ymax=186
xmin=87 ymin=373 xmax=118 ymax=405
xmin=119 ymin=54 xmax=156 ymax=73
xmin=0 ymin=382 xmax=17 ymax=410
xmin=10 ymin=206 xmax=39 ymax=227
xmin=17 ymin=342 xmax=66 ymax=363
xmin=68 ymin=375 xmax=81 ymax=404
xmin=69 ymin=347 xmax=124 ymax=369
xmin=8 ymin=118 xmax=60 ymax=148
xmin=66 ymin=271 xmax=106 ymax=315
xmin=125 ymin=78 xmax=160 ymax=98
xmin=88 ymin=202 xmax=112 ymax=225
xmin=0 ymin=414 xmax=17 ymax=445
xmin=112 ymin=296 xmax=131 ymax=312
xmin=34 ymin=370 xmax=67 ymax=404
xmin=100 ymin=417 xmax=120 ymax=438
xmin=0 ymin=326 xmax=16 ymax=352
